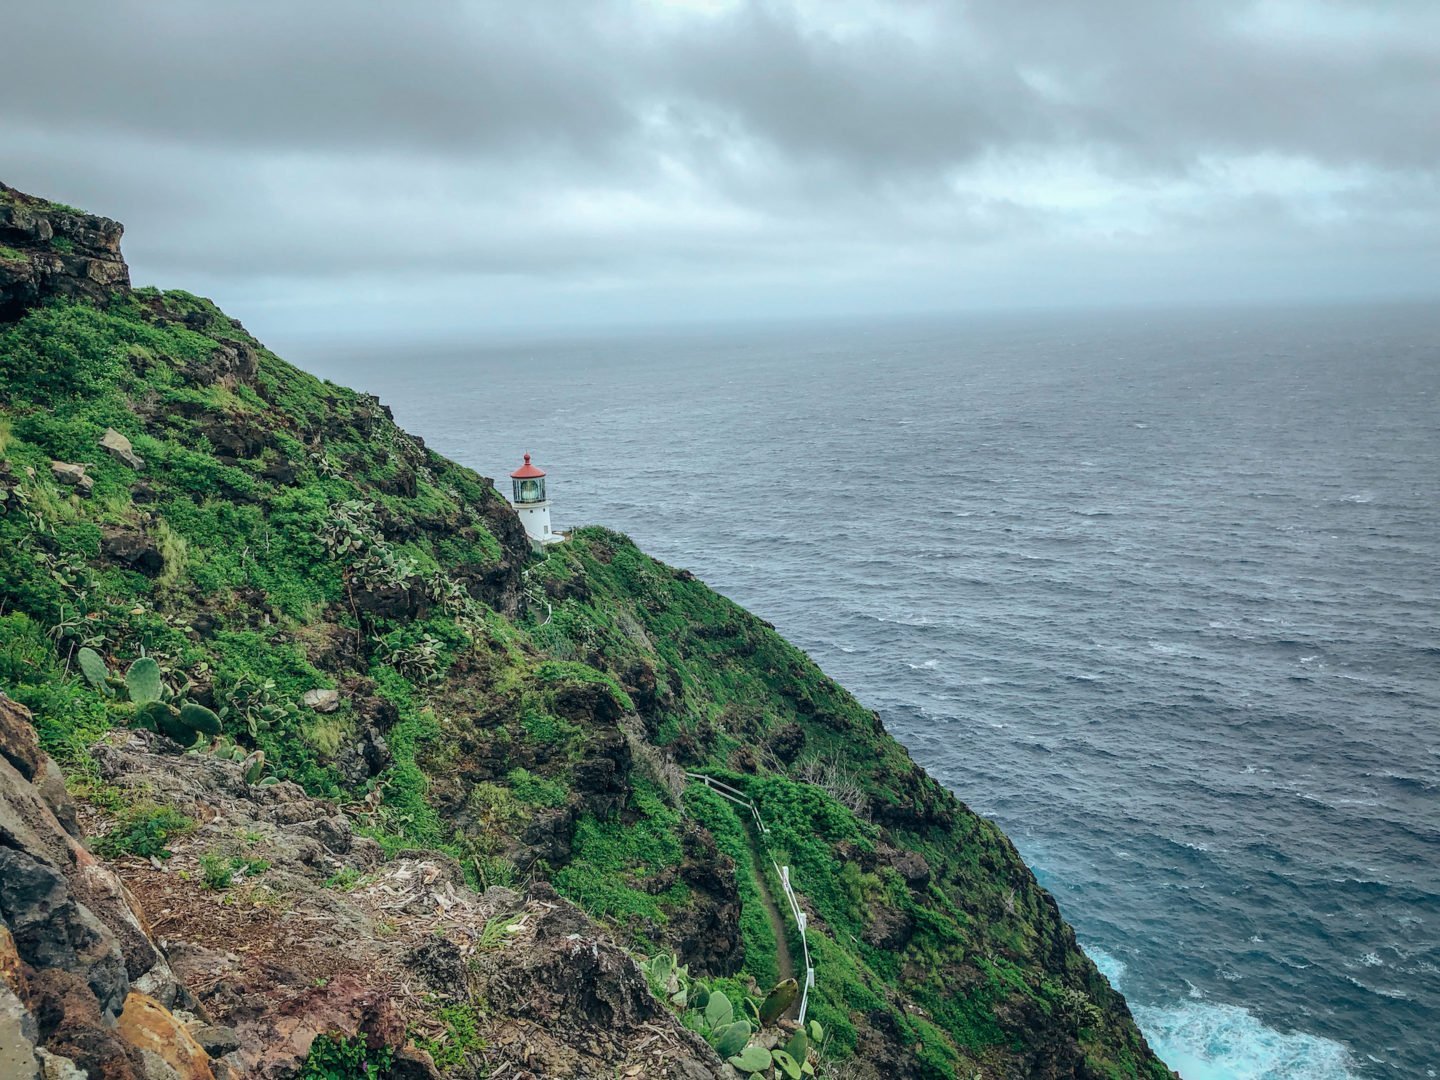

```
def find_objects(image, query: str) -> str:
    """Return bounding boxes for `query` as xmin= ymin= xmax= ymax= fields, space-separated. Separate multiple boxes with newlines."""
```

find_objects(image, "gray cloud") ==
xmin=2 ymin=0 xmax=1436 ymax=338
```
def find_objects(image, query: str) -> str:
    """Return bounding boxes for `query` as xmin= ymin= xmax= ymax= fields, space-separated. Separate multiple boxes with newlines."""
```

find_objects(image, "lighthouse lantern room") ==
xmin=510 ymin=453 xmax=559 ymax=546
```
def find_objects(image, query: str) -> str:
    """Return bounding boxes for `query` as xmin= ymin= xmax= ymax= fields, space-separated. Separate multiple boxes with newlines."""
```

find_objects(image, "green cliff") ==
xmin=0 ymin=180 xmax=1174 ymax=1080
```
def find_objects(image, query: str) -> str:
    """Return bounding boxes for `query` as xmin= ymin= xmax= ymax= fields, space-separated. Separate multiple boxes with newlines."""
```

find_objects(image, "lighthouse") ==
xmin=509 ymin=453 xmax=560 ymax=546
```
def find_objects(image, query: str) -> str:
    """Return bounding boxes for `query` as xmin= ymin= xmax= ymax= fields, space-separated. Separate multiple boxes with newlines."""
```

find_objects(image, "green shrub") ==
xmin=0 ymin=612 xmax=53 ymax=688
xmin=518 ymin=707 xmax=577 ymax=743
xmin=324 ymin=867 xmax=362 ymax=891
xmin=467 ymin=781 xmax=527 ymax=829
xmin=552 ymin=780 xmax=687 ymax=923
xmin=294 ymin=1034 xmax=394 ymax=1080
xmin=505 ymin=767 xmax=568 ymax=809
xmin=91 ymin=804 xmax=193 ymax=860
xmin=473 ymin=853 xmax=518 ymax=890
xmin=412 ymin=1002 xmax=484 ymax=1071
xmin=199 ymin=851 xmax=233 ymax=890
xmin=198 ymin=851 xmax=269 ymax=890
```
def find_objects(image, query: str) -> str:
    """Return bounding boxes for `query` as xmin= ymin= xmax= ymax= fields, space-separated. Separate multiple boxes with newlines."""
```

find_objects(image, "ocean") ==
xmin=302 ymin=302 xmax=1440 ymax=1079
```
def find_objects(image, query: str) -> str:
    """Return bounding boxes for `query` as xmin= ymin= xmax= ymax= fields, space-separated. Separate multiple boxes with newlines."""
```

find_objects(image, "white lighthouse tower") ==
xmin=510 ymin=453 xmax=560 ymax=546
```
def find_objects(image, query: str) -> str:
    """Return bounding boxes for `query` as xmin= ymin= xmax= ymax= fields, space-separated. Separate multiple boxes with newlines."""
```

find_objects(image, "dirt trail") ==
xmin=744 ymin=827 xmax=796 ymax=985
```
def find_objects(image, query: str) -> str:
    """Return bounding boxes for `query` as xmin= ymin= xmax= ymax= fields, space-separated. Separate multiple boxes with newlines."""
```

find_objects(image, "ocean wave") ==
xmin=1085 ymin=946 xmax=1364 ymax=1080
xmin=870 ymin=612 xmax=939 ymax=627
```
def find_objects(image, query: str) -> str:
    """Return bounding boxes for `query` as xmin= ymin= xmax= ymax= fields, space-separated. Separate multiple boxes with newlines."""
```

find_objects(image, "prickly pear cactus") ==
xmin=157 ymin=709 xmax=200 ymax=748
xmin=241 ymin=749 xmax=266 ymax=784
xmin=783 ymin=1028 xmax=808 ymax=1064
xmin=759 ymin=978 xmax=798 ymax=1025
xmin=713 ymin=1020 xmax=751 ymax=1058
xmin=179 ymin=702 xmax=222 ymax=736
xmin=135 ymin=699 xmax=172 ymax=732
xmin=125 ymin=657 xmax=163 ymax=705
xmin=76 ymin=647 xmax=110 ymax=690
xmin=729 ymin=1045 xmax=771 ymax=1073
xmin=771 ymin=1048 xmax=803 ymax=1079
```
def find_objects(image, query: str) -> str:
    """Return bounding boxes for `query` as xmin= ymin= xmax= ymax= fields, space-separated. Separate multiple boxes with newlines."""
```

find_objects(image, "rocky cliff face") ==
xmin=0 ymin=693 xmax=196 ymax=1079
xmin=1 ymin=693 xmax=730 ymax=1080
xmin=0 ymin=182 xmax=1175 ymax=1080
xmin=0 ymin=184 xmax=129 ymax=322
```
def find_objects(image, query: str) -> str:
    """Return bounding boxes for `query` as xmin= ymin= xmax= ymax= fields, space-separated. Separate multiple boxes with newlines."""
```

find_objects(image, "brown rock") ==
xmin=49 ymin=460 xmax=86 ymax=486
xmin=0 ymin=925 xmax=25 ymax=993
xmin=301 ymin=689 xmax=340 ymax=714
xmin=116 ymin=993 xmax=213 ymax=1080
xmin=889 ymin=849 xmax=932 ymax=890
xmin=386 ymin=1047 xmax=443 ymax=1080
xmin=31 ymin=764 xmax=81 ymax=841
xmin=767 ymin=721 xmax=807 ymax=764
xmin=35 ymin=1047 xmax=88 ymax=1080
xmin=0 ymin=699 xmax=173 ymax=1011
xmin=673 ymin=826 xmax=743 ymax=974
xmin=862 ymin=903 xmax=916 ymax=950
xmin=225 ymin=975 xmax=396 ymax=1079
xmin=0 ymin=185 xmax=130 ymax=322
xmin=187 ymin=1026 xmax=240 ymax=1058
xmin=0 ymin=773 xmax=130 ymax=1020
xmin=186 ymin=341 xmax=258 ymax=387
xmin=99 ymin=429 xmax=145 ymax=471
xmin=100 ymin=528 xmax=164 ymax=576
xmin=1 ymin=980 xmax=41 ymax=1080
xmin=0 ymin=694 xmax=44 ymax=780
xmin=259 ymin=461 xmax=296 ymax=485
xmin=350 ymin=582 xmax=430 ymax=622
xmin=475 ymin=885 xmax=725 ymax=1077
xmin=26 ymin=968 xmax=141 ymax=1080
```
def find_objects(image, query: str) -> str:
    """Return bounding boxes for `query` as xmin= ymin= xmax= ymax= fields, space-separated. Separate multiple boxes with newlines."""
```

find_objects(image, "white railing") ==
xmin=519 ymin=567 xmax=553 ymax=627
xmin=685 ymin=772 xmax=816 ymax=1024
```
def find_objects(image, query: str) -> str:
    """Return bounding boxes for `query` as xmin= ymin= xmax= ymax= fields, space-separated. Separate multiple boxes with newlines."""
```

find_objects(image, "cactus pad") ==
xmin=179 ymin=702 xmax=222 ymax=736
xmin=125 ymin=657 xmax=163 ymax=704
xmin=136 ymin=699 xmax=172 ymax=732
xmin=728 ymin=1045 xmax=771 ymax=1072
xmin=76 ymin=647 xmax=110 ymax=689
xmin=712 ymin=1020 xmax=751 ymax=1059
xmin=241 ymin=750 xmax=266 ymax=784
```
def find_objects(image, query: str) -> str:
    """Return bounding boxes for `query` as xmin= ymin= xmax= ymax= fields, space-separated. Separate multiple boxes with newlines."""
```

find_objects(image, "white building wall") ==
xmin=517 ymin=501 xmax=552 ymax=542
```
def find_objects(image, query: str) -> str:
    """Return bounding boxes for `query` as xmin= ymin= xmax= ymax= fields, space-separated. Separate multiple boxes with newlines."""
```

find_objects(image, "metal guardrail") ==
xmin=520 ymin=567 xmax=553 ymax=627
xmin=685 ymin=771 xmax=816 ymax=1025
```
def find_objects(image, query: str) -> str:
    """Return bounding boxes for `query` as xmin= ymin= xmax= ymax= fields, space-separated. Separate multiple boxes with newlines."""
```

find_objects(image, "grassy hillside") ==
xmin=0 ymin=185 xmax=1173 ymax=1080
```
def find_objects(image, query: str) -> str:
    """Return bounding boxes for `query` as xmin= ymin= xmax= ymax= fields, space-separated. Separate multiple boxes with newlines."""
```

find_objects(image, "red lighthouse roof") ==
xmin=510 ymin=453 xmax=546 ymax=479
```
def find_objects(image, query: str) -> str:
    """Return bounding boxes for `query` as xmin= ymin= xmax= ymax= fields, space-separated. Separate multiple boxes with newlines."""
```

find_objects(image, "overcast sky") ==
xmin=3 ymin=1 xmax=1437 ymax=343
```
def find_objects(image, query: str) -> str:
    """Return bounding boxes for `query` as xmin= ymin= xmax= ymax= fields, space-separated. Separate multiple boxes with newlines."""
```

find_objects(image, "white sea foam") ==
xmin=876 ymin=612 xmax=936 ymax=626
xmin=1085 ymin=946 xmax=1364 ymax=1080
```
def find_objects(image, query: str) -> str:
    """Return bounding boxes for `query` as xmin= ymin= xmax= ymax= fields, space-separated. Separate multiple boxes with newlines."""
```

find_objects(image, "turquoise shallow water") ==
xmin=303 ymin=302 xmax=1440 ymax=1079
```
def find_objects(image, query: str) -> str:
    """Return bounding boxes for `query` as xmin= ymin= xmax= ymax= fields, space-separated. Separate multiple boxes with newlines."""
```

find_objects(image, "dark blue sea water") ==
xmin=301 ymin=303 xmax=1440 ymax=1079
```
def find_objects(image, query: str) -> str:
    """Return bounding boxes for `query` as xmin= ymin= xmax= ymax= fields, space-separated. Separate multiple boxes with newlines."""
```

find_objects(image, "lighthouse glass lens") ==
xmin=519 ymin=479 xmax=542 ymax=502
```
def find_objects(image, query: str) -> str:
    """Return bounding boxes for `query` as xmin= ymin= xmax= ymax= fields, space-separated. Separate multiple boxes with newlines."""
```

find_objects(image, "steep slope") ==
xmin=0 ymin=181 xmax=1174 ymax=1080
